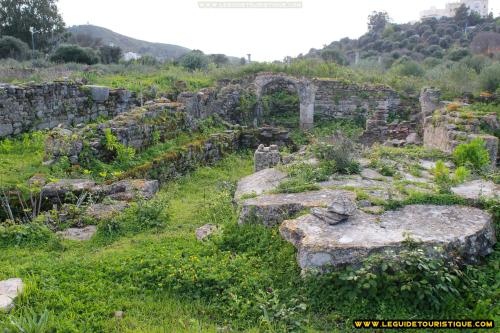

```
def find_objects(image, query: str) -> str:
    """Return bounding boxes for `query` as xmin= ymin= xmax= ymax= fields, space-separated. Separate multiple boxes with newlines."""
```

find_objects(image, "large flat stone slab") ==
xmin=57 ymin=226 xmax=97 ymax=241
xmin=239 ymin=189 xmax=356 ymax=227
xmin=451 ymin=180 xmax=499 ymax=200
xmin=234 ymin=168 xmax=287 ymax=200
xmin=280 ymin=205 xmax=495 ymax=271
xmin=0 ymin=278 xmax=24 ymax=312
xmin=97 ymin=179 xmax=159 ymax=201
xmin=42 ymin=179 xmax=96 ymax=198
xmin=85 ymin=202 xmax=130 ymax=221
xmin=319 ymin=175 xmax=389 ymax=189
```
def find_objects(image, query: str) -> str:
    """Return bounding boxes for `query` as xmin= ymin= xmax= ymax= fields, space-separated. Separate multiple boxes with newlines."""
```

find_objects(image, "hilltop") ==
xmin=68 ymin=24 xmax=190 ymax=60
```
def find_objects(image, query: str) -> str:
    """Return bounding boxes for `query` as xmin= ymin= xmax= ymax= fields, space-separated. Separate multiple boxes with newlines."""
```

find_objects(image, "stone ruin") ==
xmin=421 ymin=88 xmax=499 ymax=168
xmin=235 ymin=172 xmax=497 ymax=271
xmin=1 ymin=74 xmax=498 ymax=258
xmin=254 ymin=144 xmax=281 ymax=172
xmin=0 ymin=81 xmax=135 ymax=138
xmin=179 ymin=72 xmax=419 ymax=143
xmin=0 ymin=72 xmax=421 ymax=148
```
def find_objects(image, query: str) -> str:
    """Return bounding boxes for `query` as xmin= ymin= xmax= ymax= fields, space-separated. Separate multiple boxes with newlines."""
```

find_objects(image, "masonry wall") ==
xmin=423 ymin=106 xmax=499 ymax=168
xmin=0 ymin=81 xmax=136 ymax=137
xmin=44 ymin=102 xmax=190 ymax=164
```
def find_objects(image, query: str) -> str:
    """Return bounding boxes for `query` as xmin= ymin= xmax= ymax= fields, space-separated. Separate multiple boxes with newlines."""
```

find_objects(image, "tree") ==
xmin=320 ymin=48 xmax=348 ymax=65
xmin=0 ymin=0 xmax=66 ymax=52
xmin=0 ymin=35 xmax=30 ymax=60
xmin=453 ymin=4 xmax=482 ymax=27
xmin=180 ymin=50 xmax=208 ymax=71
xmin=209 ymin=53 xmax=229 ymax=67
xmin=100 ymin=45 xmax=122 ymax=64
xmin=479 ymin=63 xmax=500 ymax=92
xmin=50 ymin=44 xmax=99 ymax=64
xmin=239 ymin=57 xmax=246 ymax=65
xmin=368 ymin=11 xmax=390 ymax=33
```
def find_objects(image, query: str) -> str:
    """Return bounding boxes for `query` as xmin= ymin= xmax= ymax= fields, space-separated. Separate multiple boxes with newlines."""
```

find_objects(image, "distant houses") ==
xmin=420 ymin=0 xmax=489 ymax=19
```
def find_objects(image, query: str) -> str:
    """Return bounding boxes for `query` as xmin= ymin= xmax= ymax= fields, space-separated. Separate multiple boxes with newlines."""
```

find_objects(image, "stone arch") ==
xmin=253 ymin=73 xmax=316 ymax=130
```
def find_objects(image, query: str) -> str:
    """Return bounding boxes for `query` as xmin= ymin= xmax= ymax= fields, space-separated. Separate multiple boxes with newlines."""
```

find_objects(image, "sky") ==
xmin=58 ymin=0 xmax=500 ymax=61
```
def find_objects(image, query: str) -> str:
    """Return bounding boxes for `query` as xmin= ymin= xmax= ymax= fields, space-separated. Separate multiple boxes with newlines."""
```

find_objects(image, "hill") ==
xmin=301 ymin=5 xmax=500 ymax=66
xmin=68 ymin=25 xmax=190 ymax=60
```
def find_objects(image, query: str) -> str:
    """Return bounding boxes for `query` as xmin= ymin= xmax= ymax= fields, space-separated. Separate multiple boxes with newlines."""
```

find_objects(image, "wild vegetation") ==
xmin=0 ymin=1 xmax=499 ymax=332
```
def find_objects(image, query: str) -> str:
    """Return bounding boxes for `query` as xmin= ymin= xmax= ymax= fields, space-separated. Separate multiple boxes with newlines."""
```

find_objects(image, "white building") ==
xmin=420 ymin=0 xmax=489 ymax=19
xmin=123 ymin=52 xmax=141 ymax=61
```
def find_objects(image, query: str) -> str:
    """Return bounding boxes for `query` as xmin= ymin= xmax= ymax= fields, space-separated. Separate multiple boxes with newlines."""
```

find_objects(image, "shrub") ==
xmin=452 ymin=138 xmax=491 ymax=172
xmin=434 ymin=160 xmax=470 ymax=193
xmin=0 ymin=36 xmax=30 ymax=60
xmin=391 ymin=60 xmax=424 ymax=77
xmin=447 ymin=47 xmax=470 ymax=61
xmin=330 ymin=247 xmax=468 ymax=310
xmin=99 ymin=198 xmax=169 ymax=238
xmin=314 ymin=135 xmax=360 ymax=174
xmin=50 ymin=44 xmax=99 ymax=65
xmin=479 ymin=63 xmax=500 ymax=93
xmin=0 ymin=222 xmax=56 ymax=247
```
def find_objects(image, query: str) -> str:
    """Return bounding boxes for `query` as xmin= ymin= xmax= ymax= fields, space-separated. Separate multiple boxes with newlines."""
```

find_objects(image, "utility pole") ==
xmin=29 ymin=27 xmax=35 ymax=64
xmin=247 ymin=53 xmax=251 ymax=64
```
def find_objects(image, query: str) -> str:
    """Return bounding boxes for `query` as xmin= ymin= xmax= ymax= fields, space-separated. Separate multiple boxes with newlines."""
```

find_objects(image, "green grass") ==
xmin=1 ymin=152 xmax=499 ymax=332
xmin=0 ymin=132 xmax=48 ymax=188
xmin=0 ymin=154 xmax=255 ymax=331
xmin=83 ymin=64 xmax=215 ymax=97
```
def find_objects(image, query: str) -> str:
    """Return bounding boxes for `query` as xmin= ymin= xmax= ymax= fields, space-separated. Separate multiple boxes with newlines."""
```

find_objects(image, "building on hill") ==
xmin=123 ymin=52 xmax=141 ymax=61
xmin=420 ymin=0 xmax=489 ymax=19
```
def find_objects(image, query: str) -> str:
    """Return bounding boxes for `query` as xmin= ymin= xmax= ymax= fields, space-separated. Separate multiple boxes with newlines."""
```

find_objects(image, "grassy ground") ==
xmin=0 ymin=154 xmax=255 ymax=332
xmin=0 ymin=132 xmax=48 ymax=188
xmin=1 ymin=152 xmax=498 ymax=332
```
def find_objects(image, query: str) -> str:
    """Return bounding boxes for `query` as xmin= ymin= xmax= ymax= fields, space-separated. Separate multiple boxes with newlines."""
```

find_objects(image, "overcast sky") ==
xmin=58 ymin=0 xmax=500 ymax=61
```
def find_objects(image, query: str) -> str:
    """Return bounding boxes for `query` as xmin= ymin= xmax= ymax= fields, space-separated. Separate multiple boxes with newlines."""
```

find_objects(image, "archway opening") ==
xmin=260 ymin=80 xmax=300 ymax=129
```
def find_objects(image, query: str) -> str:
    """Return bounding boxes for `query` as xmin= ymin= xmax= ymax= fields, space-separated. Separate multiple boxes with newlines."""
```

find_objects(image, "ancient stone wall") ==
xmin=423 ymin=100 xmax=499 ymax=167
xmin=0 ymin=81 xmax=136 ymax=137
xmin=45 ymin=102 xmax=189 ymax=164
xmin=178 ymin=73 xmax=419 ymax=143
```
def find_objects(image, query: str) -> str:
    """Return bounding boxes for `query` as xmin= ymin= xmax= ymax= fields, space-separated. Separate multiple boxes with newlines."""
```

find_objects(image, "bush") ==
xmin=314 ymin=134 xmax=360 ymax=174
xmin=328 ymin=247 xmax=469 ymax=310
xmin=0 ymin=222 xmax=56 ymax=247
xmin=99 ymin=198 xmax=169 ymax=238
xmin=452 ymin=138 xmax=491 ymax=172
xmin=447 ymin=47 xmax=470 ymax=61
xmin=479 ymin=63 xmax=500 ymax=93
xmin=50 ymin=44 xmax=99 ymax=65
xmin=391 ymin=60 xmax=424 ymax=77
xmin=433 ymin=160 xmax=470 ymax=193
xmin=0 ymin=36 xmax=30 ymax=60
